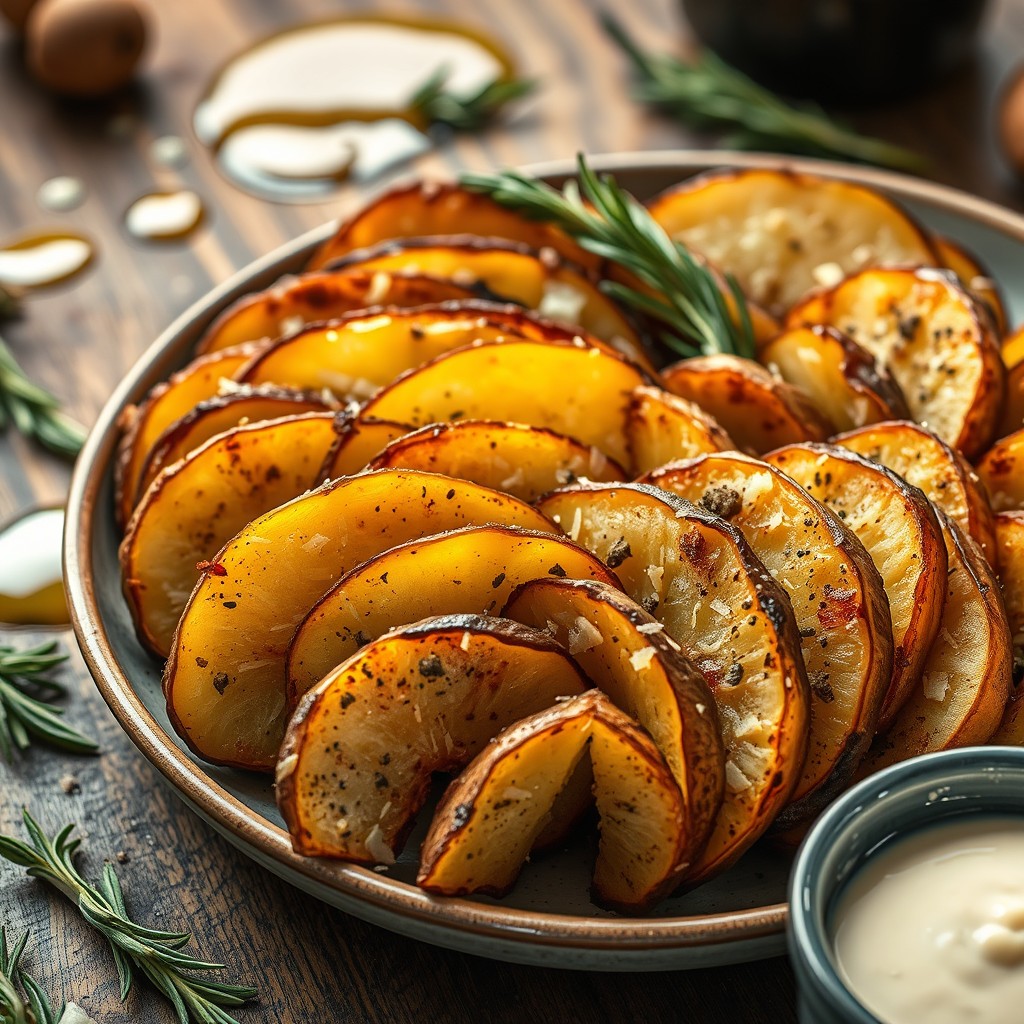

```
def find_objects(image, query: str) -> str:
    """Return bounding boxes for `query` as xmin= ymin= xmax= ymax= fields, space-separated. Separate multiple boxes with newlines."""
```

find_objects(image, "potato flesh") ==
xmin=122 ymin=413 xmax=342 ymax=657
xmin=990 ymin=512 xmax=1024 ymax=743
xmin=324 ymin=418 xmax=410 ymax=477
xmin=933 ymin=236 xmax=1007 ymax=336
xmin=163 ymin=470 xmax=556 ymax=770
xmin=998 ymin=360 xmax=1024 ymax=439
xmin=359 ymin=340 xmax=646 ymax=467
xmin=286 ymin=526 xmax=620 ymax=702
xmin=369 ymin=420 xmax=626 ymax=502
xmin=978 ymin=429 xmax=1024 ymax=513
xmin=277 ymin=620 xmax=588 ymax=862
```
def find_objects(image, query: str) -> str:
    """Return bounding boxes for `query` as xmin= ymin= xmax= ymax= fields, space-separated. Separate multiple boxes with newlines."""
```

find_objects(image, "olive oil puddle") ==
xmin=0 ymin=507 xmax=69 ymax=627
xmin=193 ymin=16 xmax=511 ymax=201
xmin=0 ymin=232 xmax=94 ymax=289
xmin=125 ymin=189 xmax=205 ymax=241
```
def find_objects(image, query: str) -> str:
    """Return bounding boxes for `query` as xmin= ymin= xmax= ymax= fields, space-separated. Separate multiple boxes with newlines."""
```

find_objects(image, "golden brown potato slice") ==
xmin=276 ymin=615 xmax=589 ymax=863
xmin=998 ymin=359 xmax=1024 ymax=439
xmin=536 ymin=482 xmax=809 ymax=881
xmin=978 ymin=428 xmax=1024 ymax=512
xmin=502 ymin=577 xmax=724 ymax=856
xmin=121 ymin=413 xmax=345 ymax=659
xmin=419 ymin=690 xmax=694 ymax=913
xmin=163 ymin=470 xmax=557 ymax=771
xmin=358 ymin=338 xmax=647 ymax=468
xmin=624 ymin=386 xmax=735 ymax=476
xmin=933 ymin=235 xmax=1007 ymax=337
xmin=367 ymin=420 xmax=626 ymax=501
xmin=321 ymin=417 xmax=411 ymax=477
xmin=858 ymin=515 xmax=1012 ymax=772
xmin=115 ymin=342 xmax=267 ymax=528
xmin=787 ymin=267 xmax=1005 ymax=458
xmin=760 ymin=325 xmax=910 ymax=433
xmin=765 ymin=443 xmax=947 ymax=728
xmin=1003 ymin=325 xmax=1024 ymax=369
xmin=642 ymin=453 xmax=892 ymax=823
xmin=196 ymin=270 xmax=479 ymax=354
xmin=661 ymin=354 xmax=833 ymax=454
xmin=308 ymin=181 xmax=599 ymax=273
xmin=989 ymin=512 xmax=1024 ymax=743
xmin=833 ymin=421 xmax=997 ymax=566
xmin=285 ymin=525 xmax=621 ymax=704
xmin=647 ymin=169 xmax=937 ymax=314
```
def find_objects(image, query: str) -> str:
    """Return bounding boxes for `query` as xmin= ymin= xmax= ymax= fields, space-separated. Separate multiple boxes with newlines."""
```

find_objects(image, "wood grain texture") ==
xmin=2 ymin=0 xmax=1024 ymax=1019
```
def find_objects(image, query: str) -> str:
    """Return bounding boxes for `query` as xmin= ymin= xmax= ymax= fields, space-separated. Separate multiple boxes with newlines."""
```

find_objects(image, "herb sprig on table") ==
xmin=410 ymin=68 xmax=536 ymax=132
xmin=601 ymin=14 xmax=927 ymax=173
xmin=0 ymin=812 xmax=257 ymax=1024
xmin=1 ymin=926 xmax=65 ymax=1024
xmin=463 ymin=154 xmax=755 ymax=358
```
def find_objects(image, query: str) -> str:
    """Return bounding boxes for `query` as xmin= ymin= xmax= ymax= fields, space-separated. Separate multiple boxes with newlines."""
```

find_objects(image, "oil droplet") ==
xmin=150 ymin=134 xmax=189 ymax=168
xmin=124 ymin=189 xmax=205 ymax=242
xmin=0 ymin=232 xmax=94 ymax=289
xmin=36 ymin=176 xmax=86 ymax=212
xmin=194 ymin=16 xmax=511 ymax=201
xmin=0 ymin=507 xmax=69 ymax=627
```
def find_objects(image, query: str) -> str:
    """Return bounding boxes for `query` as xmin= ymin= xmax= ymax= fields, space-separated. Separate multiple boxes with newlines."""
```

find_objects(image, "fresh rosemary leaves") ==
xmin=0 ymin=926 xmax=64 ymax=1024
xmin=0 ymin=642 xmax=97 ymax=763
xmin=0 ymin=813 xmax=257 ymax=1024
xmin=463 ymin=154 xmax=754 ymax=358
xmin=410 ymin=68 xmax=535 ymax=132
xmin=602 ymin=15 xmax=926 ymax=173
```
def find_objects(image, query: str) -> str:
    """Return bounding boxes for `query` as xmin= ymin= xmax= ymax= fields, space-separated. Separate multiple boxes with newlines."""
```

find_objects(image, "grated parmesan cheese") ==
xmin=710 ymin=597 xmax=731 ymax=617
xmin=275 ymin=753 xmax=298 ymax=783
xmin=570 ymin=506 xmax=583 ymax=542
xmin=629 ymin=646 xmax=657 ymax=671
xmin=923 ymin=673 xmax=950 ymax=702
xmin=636 ymin=622 xmax=664 ymax=634
xmin=725 ymin=760 xmax=752 ymax=793
xmin=365 ymin=825 xmax=396 ymax=865
xmin=568 ymin=615 xmax=604 ymax=654
xmin=301 ymin=533 xmax=331 ymax=553
xmin=460 ymin=632 xmax=472 ymax=651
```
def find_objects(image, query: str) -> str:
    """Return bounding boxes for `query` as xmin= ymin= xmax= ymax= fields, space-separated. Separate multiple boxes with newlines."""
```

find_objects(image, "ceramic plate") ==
xmin=66 ymin=151 xmax=1024 ymax=971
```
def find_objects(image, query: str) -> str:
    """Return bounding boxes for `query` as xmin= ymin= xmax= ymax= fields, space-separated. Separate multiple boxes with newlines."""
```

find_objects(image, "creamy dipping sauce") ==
xmin=833 ymin=817 xmax=1024 ymax=1024
xmin=0 ymin=507 xmax=68 ymax=626
xmin=0 ymin=232 xmax=94 ymax=288
xmin=124 ymin=189 xmax=205 ymax=242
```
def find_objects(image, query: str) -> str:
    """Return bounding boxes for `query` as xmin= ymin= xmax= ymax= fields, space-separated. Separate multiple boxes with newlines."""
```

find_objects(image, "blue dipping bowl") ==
xmin=787 ymin=746 xmax=1024 ymax=1023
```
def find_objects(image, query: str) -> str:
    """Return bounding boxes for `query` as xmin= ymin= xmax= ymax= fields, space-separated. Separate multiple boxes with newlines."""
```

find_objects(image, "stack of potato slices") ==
xmin=118 ymin=167 xmax=1022 ymax=913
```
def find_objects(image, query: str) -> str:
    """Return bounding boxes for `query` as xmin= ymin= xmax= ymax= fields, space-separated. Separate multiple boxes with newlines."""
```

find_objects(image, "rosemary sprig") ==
xmin=0 ymin=812 xmax=257 ymax=1024
xmin=463 ymin=154 xmax=754 ymax=358
xmin=410 ymin=66 xmax=536 ymax=132
xmin=602 ymin=14 xmax=927 ymax=173
xmin=1 ymin=926 xmax=61 ymax=1024
xmin=0 ymin=642 xmax=98 ymax=763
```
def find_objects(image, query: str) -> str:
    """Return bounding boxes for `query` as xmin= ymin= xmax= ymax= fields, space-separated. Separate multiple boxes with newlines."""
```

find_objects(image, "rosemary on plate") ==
xmin=0 ymin=812 xmax=257 ymax=1024
xmin=0 ymin=642 xmax=98 ymax=763
xmin=463 ymin=154 xmax=755 ymax=358
xmin=602 ymin=14 xmax=926 ymax=173
xmin=0 ymin=926 xmax=67 ymax=1024
xmin=410 ymin=67 xmax=536 ymax=132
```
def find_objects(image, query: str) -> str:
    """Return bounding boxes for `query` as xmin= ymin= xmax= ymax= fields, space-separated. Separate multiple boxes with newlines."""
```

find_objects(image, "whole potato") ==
xmin=0 ymin=0 xmax=40 ymax=30
xmin=26 ymin=0 xmax=148 ymax=97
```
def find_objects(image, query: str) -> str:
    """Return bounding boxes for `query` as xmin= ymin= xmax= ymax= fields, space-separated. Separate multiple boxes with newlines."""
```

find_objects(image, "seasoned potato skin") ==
xmin=990 ymin=511 xmax=1024 ymax=743
xmin=978 ymin=427 xmax=1024 ymax=513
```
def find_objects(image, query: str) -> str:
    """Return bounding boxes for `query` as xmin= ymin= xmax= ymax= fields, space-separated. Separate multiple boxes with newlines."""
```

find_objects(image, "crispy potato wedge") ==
xmin=624 ymin=386 xmax=735 ymax=476
xmin=858 ymin=515 xmax=1012 ymax=772
xmin=321 ymin=417 xmax=411 ymax=476
xmin=647 ymin=169 xmax=937 ymax=314
xmin=661 ymin=354 xmax=833 ymax=454
xmin=121 ymin=413 xmax=346 ymax=659
xmin=367 ymin=420 xmax=626 ymax=501
xmin=196 ymin=270 xmax=479 ymax=354
xmin=419 ymin=690 xmax=694 ymax=913
xmin=998 ymin=358 xmax=1024 ymax=439
xmin=502 ymin=577 xmax=724 ymax=856
xmin=765 ymin=443 xmax=947 ymax=727
xmin=536 ymin=482 xmax=809 ymax=881
xmin=833 ymin=421 xmax=997 ymax=565
xmin=309 ymin=181 xmax=598 ymax=273
xmin=163 ymin=470 xmax=557 ymax=770
xmin=115 ymin=342 xmax=267 ymax=528
xmin=787 ymin=267 xmax=1005 ymax=458
xmin=989 ymin=512 xmax=1024 ymax=743
xmin=285 ymin=525 xmax=621 ymax=703
xmin=357 ymin=338 xmax=647 ymax=467
xmin=276 ymin=615 xmax=589 ymax=863
xmin=760 ymin=325 xmax=910 ymax=433
xmin=933 ymin=236 xmax=1007 ymax=337
xmin=642 ymin=453 xmax=892 ymax=823
xmin=1003 ymin=325 xmax=1024 ymax=369
xmin=978 ymin=428 xmax=1024 ymax=512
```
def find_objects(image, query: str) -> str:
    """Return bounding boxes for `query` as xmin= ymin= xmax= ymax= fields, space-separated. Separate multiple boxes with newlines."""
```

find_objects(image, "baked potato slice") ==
xmin=367 ymin=420 xmax=626 ymax=501
xmin=1003 ymin=325 xmax=1024 ymax=369
xmin=121 ymin=413 xmax=346 ymax=659
xmin=765 ymin=443 xmax=947 ymax=727
xmin=196 ymin=270 xmax=479 ymax=355
xmin=321 ymin=416 xmax=411 ymax=476
xmin=787 ymin=267 xmax=1005 ymax=458
xmin=624 ymin=386 xmax=735 ymax=476
xmin=978 ymin=428 xmax=1024 ymax=512
xmin=501 ymin=577 xmax=724 ymax=855
xmin=933 ymin=235 xmax=1008 ymax=336
xmin=357 ymin=338 xmax=647 ymax=467
xmin=990 ymin=512 xmax=1024 ymax=743
xmin=998 ymin=358 xmax=1024 ymax=439
xmin=285 ymin=525 xmax=621 ymax=703
xmin=661 ymin=354 xmax=833 ymax=454
xmin=760 ymin=325 xmax=910 ymax=433
xmin=276 ymin=615 xmax=588 ymax=863
xmin=115 ymin=342 xmax=267 ymax=528
xmin=833 ymin=421 xmax=997 ymax=564
xmin=642 ymin=453 xmax=892 ymax=824
xmin=858 ymin=515 xmax=1012 ymax=772
xmin=647 ymin=168 xmax=937 ymax=314
xmin=536 ymin=482 xmax=809 ymax=882
xmin=163 ymin=470 xmax=557 ymax=771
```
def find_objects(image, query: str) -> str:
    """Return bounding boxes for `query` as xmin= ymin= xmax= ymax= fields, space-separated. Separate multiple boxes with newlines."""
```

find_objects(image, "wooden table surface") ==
xmin=2 ymin=0 xmax=1023 ymax=1020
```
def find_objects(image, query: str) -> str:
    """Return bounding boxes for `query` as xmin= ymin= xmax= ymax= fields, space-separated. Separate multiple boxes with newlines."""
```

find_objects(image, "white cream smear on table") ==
xmin=0 ymin=234 xmax=92 ymax=287
xmin=833 ymin=818 xmax=1024 ymax=1024
xmin=125 ymin=190 xmax=204 ymax=241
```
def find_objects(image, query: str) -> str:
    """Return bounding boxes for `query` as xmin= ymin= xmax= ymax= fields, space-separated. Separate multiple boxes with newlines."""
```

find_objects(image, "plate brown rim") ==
xmin=64 ymin=149 xmax=1024 ymax=955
